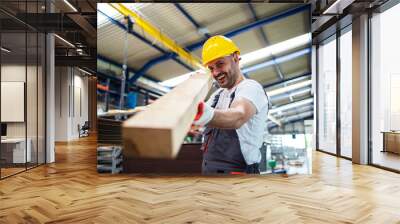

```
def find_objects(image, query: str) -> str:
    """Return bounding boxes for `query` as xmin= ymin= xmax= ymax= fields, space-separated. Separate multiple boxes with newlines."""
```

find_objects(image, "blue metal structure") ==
xmin=98 ymin=54 xmax=172 ymax=105
xmin=98 ymin=4 xmax=313 ymax=126
xmin=97 ymin=69 xmax=123 ymax=82
xmin=174 ymin=3 xmax=210 ymax=39
xmin=247 ymin=3 xmax=285 ymax=80
xmin=98 ymin=9 xmax=194 ymax=82
xmin=129 ymin=53 xmax=175 ymax=82
xmin=97 ymin=54 xmax=160 ymax=82
xmin=242 ymin=48 xmax=311 ymax=74
xmin=247 ymin=3 xmax=269 ymax=46
xmin=133 ymin=4 xmax=310 ymax=82
xmin=263 ymin=72 xmax=311 ymax=89
xmin=98 ymin=54 xmax=165 ymax=108
xmin=98 ymin=55 xmax=171 ymax=96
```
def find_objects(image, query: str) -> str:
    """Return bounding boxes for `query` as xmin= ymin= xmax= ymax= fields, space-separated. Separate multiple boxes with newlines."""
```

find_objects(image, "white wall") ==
xmin=0 ymin=65 xmax=41 ymax=139
xmin=1 ymin=65 xmax=26 ymax=138
xmin=54 ymin=67 xmax=89 ymax=141
xmin=72 ymin=73 xmax=89 ymax=138
xmin=55 ymin=66 xmax=69 ymax=141
xmin=1 ymin=63 xmax=46 ymax=164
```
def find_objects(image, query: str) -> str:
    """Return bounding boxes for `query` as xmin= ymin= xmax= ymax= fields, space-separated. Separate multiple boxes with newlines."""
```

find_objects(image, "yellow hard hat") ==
xmin=202 ymin=35 xmax=240 ymax=66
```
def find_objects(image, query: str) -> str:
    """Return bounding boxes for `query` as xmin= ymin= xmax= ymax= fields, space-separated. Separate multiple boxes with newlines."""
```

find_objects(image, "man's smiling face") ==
xmin=207 ymin=53 xmax=239 ymax=89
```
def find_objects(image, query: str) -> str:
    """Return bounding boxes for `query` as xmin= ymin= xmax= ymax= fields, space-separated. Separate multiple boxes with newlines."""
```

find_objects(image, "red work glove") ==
xmin=193 ymin=102 xmax=214 ymax=126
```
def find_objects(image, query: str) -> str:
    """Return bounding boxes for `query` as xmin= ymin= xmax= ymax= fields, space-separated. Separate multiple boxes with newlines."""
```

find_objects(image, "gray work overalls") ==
xmin=201 ymin=90 xmax=259 ymax=174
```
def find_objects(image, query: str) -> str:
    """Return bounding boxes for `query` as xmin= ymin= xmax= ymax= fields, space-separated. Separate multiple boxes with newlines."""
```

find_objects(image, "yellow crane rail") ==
xmin=109 ymin=3 xmax=203 ymax=69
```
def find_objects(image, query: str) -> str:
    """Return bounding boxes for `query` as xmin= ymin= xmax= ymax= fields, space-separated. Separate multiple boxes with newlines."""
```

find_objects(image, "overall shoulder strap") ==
xmin=211 ymin=89 xmax=224 ymax=108
xmin=228 ymin=90 xmax=236 ymax=107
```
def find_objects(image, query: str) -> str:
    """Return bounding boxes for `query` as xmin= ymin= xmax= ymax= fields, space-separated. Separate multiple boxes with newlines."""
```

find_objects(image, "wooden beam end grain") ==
xmin=122 ymin=72 xmax=212 ymax=159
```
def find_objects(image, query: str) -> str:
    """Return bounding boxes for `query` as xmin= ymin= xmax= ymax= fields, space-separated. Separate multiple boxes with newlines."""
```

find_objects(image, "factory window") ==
xmin=317 ymin=35 xmax=337 ymax=155
xmin=339 ymin=27 xmax=352 ymax=159
xmin=370 ymin=3 xmax=400 ymax=171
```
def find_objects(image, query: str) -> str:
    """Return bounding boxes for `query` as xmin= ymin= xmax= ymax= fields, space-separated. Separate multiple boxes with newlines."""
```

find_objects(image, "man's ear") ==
xmin=233 ymin=52 xmax=240 ymax=63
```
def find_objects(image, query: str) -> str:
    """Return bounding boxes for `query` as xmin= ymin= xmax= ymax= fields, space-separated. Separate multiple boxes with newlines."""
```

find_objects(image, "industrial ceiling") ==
xmin=97 ymin=3 xmax=313 ymax=128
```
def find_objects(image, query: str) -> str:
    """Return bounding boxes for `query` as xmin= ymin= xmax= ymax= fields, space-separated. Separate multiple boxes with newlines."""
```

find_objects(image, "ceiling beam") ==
xmin=268 ymin=114 xmax=314 ymax=129
xmin=97 ymin=54 xmax=160 ymax=83
xmin=281 ymin=110 xmax=314 ymax=124
xmin=322 ymin=0 xmax=355 ymax=14
xmin=97 ymin=70 xmax=164 ymax=97
xmin=109 ymin=3 xmax=203 ymax=68
xmin=97 ymin=58 xmax=170 ymax=97
xmin=55 ymin=56 xmax=96 ymax=69
xmin=242 ymin=48 xmax=310 ymax=75
xmin=247 ymin=3 xmax=285 ymax=80
xmin=267 ymin=114 xmax=282 ymax=127
xmin=134 ymin=4 xmax=310 ymax=79
xmin=269 ymin=86 xmax=311 ymax=102
xmin=97 ymin=9 xmax=194 ymax=83
xmin=269 ymin=97 xmax=314 ymax=114
xmin=0 ymin=8 xmax=38 ymax=32
xmin=267 ymin=79 xmax=312 ymax=97
xmin=263 ymin=72 xmax=311 ymax=89
xmin=174 ymin=3 xmax=210 ymax=38
xmin=67 ymin=13 xmax=96 ymax=38
xmin=272 ymin=104 xmax=314 ymax=119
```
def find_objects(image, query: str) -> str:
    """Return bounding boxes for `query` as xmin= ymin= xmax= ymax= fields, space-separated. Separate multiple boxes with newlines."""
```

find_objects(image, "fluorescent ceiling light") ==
xmin=267 ymin=114 xmax=282 ymax=127
xmin=289 ymin=88 xmax=311 ymax=98
xmin=160 ymin=69 xmax=206 ymax=88
xmin=323 ymin=0 xmax=354 ymax=15
xmin=137 ymin=77 xmax=171 ymax=94
xmin=283 ymin=110 xmax=314 ymax=123
xmin=121 ymin=3 xmax=150 ymax=12
xmin=97 ymin=3 xmax=150 ymax=28
xmin=78 ymin=68 xmax=92 ymax=76
xmin=269 ymin=98 xmax=313 ymax=114
xmin=267 ymin=80 xmax=312 ymax=97
xmin=242 ymin=48 xmax=310 ymax=74
xmin=97 ymin=4 xmax=120 ymax=28
xmin=240 ymin=33 xmax=311 ymax=66
xmin=1 ymin=47 xmax=11 ymax=53
xmin=323 ymin=0 xmax=342 ymax=14
xmin=270 ymin=87 xmax=311 ymax=101
xmin=54 ymin=34 xmax=75 ymax=48
xmin=63 ymin=0 xmax=78 ymax=12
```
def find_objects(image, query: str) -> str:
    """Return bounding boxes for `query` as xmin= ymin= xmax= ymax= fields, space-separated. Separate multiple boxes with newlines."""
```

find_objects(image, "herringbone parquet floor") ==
xmin=1 ymin=135 xmax=400 ymax=223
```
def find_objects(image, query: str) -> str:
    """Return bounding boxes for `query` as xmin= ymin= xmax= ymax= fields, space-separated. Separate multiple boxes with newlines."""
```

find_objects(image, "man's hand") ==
xmin=193 ymin=102 xmax=214 ymax=126
xmin=188 ymin=126 xmax=201 ymax=137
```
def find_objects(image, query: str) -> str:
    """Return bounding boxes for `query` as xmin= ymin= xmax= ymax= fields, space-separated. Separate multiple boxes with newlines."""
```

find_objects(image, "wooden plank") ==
xmin=4 ymin=138 xmax=400 ymax=223
xmin=122 ymin=72 xmax=212 ymax=159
